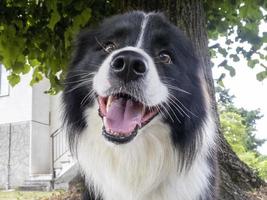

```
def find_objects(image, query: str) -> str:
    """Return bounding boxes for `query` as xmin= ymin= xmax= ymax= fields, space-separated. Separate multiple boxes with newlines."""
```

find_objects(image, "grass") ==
xmin=0 ymin=190 xmax=63 ymax=200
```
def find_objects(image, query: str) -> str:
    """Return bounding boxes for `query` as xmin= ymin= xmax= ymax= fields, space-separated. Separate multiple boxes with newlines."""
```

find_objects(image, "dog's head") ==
xmin=63 ymin=11 xmax=208 ymax=150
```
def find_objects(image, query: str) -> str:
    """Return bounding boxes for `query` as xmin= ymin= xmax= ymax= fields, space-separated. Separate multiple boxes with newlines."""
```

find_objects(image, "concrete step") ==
xmin=18 ymin=177 xmax=52 ymax=191
xmin=60 ymin=160 xmax=70 ymax=164
xmin=54 ymin=162 xmax=78 ymax=190
xmin=24 ymin=179 xmax=50 ymax=185
xmin=18 ymin=184 xmax=49 ymax=191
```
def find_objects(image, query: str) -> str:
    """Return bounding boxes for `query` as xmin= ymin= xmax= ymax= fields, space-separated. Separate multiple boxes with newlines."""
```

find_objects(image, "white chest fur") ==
xmin=76 ymin=104 xmax=213 ymax=200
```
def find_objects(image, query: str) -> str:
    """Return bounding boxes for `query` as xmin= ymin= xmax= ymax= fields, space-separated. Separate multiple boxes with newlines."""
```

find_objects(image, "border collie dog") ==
xmin=63 ymin=11 xmax=218 ymax=200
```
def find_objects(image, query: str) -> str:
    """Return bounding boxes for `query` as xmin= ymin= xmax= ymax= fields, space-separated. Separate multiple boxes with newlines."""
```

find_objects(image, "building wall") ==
xmin=0 ymin=122 xmax=30 ymax=189
xmin=0 ymin=124 xmax=9 ymax=189
xmin=0 ymin=72 xmax=32 ymax=124
xmin=50 ymin=93 xmax=62 ymax=134
xmin=0 ymin=72 xmax=53 ymax=188
xmin=0 ymin=68 xmax=63 ymax=188
xmin=0 ymin=70 xmax=32 ymax=188
xmin=30 ymin=79 xmax=52 ymax=175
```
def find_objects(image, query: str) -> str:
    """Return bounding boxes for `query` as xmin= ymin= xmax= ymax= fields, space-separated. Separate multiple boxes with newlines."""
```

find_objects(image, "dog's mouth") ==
xmin=98 ymin=93 xmax=158 ymax=144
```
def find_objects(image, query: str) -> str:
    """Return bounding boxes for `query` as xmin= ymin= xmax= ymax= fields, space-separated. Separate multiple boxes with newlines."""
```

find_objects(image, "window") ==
xmin=0 ymin=64 xmax=9 ymax=96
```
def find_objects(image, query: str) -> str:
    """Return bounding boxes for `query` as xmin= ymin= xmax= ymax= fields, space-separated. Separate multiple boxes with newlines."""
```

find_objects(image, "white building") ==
xmin=0 ymin=64 xmax=76 ymax=190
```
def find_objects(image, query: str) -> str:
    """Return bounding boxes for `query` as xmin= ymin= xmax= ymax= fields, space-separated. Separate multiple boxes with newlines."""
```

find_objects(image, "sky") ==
xmin=211 ymin=11 xmax=267 ymax=155
xmin=212 ymin=58 xmax=267 ymax=155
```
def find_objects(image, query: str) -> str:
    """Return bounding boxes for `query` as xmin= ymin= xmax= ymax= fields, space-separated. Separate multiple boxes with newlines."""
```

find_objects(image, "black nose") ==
xmin=110 ymin=51 xmax=147 ymax=82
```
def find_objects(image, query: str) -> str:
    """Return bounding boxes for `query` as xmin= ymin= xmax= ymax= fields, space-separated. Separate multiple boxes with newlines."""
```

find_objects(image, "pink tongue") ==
xmin=106 ymin=98 xmax=143 ymax=135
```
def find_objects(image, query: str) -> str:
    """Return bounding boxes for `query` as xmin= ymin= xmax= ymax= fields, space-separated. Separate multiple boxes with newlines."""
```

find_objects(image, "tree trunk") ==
xmin=113 ymin=0 xmax=265 ymax=199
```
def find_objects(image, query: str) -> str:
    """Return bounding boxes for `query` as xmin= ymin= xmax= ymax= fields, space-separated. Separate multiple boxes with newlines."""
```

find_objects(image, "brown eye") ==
xmin=104 ymin=42 xmax=116 ymax=53
xmin=159 ymin=51 xmax=172 ymax=64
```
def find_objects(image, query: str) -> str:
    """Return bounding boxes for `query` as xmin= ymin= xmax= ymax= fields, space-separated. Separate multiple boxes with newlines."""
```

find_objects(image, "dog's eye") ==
xmin=159 ymin=51 xmax=172 ymax=64
xmin=104 ymin=42 xmax=116 ymax=53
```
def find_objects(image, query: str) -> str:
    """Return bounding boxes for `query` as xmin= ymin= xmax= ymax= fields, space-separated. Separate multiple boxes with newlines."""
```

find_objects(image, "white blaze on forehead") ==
xmin=136 ymin=13 xmax=151 ymax=48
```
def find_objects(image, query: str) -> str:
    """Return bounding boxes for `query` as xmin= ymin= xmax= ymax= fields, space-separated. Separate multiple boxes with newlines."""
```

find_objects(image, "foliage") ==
xmin=205 ymin=0 xmax=267 ymax=81
xmin=0 ymin=0 xmax=267 ymax=92
xmin=217 ymin=86 xmax=266 ymax=151
xmin=0 ymin=0 xmax=115 ymax=93
xmin=217 ymin=87 xmax=267 ymax=179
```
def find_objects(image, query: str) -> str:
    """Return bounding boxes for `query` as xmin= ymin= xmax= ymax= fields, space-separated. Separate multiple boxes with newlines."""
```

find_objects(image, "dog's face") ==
xmin=64 ymin=11 xmax=207 ymax=148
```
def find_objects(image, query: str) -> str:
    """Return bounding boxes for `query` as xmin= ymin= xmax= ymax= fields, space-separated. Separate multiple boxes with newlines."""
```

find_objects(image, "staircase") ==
xmin=51 ymin=128 xmax=78 ymax=189
xmin=19 ymin=175 xmax=52 ymax=191
xmin=20 ymin=129 xmax=78 ymax=191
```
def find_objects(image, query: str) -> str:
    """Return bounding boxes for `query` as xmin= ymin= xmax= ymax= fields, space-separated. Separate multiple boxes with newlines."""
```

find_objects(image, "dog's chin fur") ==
xmin=76 ymin=101 xmax=215 ymax=200
xmin=63 ymin=11 xmax=218 ymax=200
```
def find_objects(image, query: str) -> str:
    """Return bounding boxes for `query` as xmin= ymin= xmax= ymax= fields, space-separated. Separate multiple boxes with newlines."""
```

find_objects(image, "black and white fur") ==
xmin=63 ymin=11 xmax=218 ymax=200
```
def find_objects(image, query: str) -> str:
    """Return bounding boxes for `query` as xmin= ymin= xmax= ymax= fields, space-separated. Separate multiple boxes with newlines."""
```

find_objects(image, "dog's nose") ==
xmin=110 ymin=51 xmax=147 ymax=82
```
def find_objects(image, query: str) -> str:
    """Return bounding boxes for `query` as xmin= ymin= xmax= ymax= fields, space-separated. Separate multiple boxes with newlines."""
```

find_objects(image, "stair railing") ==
xmin=50 ymin=128 xmax=69 ymax=188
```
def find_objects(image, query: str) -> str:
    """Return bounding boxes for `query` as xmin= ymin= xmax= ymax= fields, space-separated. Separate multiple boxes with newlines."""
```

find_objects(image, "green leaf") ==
xmin=230 ymin=54 xmax=240 ymax=62
xmin=64 ymin=8 xmax=92 ymax=49
xmin=219 ymin=60 xmax=236 ymax=77
xmin=30 ymin=69 xmax=43 ymax=86
xmin=22 ymin=63 xmax=31 ymax=74
xmin=7 ymin=73 xmax=20 ymax=87
xmin=218 ymin=46 xmax=228 ymax=57
xmin=262 ymin=32 xmax=267 ymax=43
xmin=238 ymin=26 xmax=260 ymax=45
xmin=239 ymin=3 xmax=262 ymax=21
xmin=217 ymin=73 xmax=226 ymax=87
xmin=209 ymin=48 xmax=217 ymax=58
xmin=247 ymin=59 xmax=259 ymax=68
xmin=227 ymin=66 xmax=236 ymax=77
xmin=256 ymin=71 xmax=267 ymax=81
xmin=225 ymin=39 xmax=233 ymax=45
xmin=72 ymin=8 xmax=92 ymax=33
xmin=48 ymin=2 xmax=61 ymax=30
xmin=29 ymin=59 xmax=40 ymax=67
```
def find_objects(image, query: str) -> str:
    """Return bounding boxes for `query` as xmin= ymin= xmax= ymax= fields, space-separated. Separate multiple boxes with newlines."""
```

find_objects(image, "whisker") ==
xmin=160 ymin=78 xmax=191 ymax=95
xmin=80 ymin=90 xmax=96 ymax=107
xmin=168 ymin=96 xmax=191 ymax=118
xmin=164 ymin=102 xmax=182 ymax=123
xmin=165 ymin=84 xmax=191 ymax=95
xmin=64 ymin=77 xmax=94 ymax=85
xmin=155 ymin=105 xmax=167 ymax=119
xmin=65 ymin=72 xmax=96 ymax=80
xmin=159 ymin=103 xmax=175 ymax=122
xmin=64 ymin=79 xmax=93 ymax=94
xmin=95 ymin=37 xmax=108 ymax=53
xmin=168 ymin=93 xmax=198 ymax=117
xmin=67 ymin=69 xmax=98 ymax=73
xmin=167 ymin=97 xmax=185 ymax=117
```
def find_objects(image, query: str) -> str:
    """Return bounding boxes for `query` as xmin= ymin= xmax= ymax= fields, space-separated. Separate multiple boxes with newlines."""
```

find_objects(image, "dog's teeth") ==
xmin=106 ymin=96 xmax=113 ymax=112
xmin=103 ymin=118 xmax=108 ymax=130
xmin=113 ymin=131 xmax=119 ymax=136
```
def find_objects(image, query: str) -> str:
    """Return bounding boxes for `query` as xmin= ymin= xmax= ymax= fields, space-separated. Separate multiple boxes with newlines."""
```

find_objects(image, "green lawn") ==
xmin=0 ymin=191 xmax=62 ymax=200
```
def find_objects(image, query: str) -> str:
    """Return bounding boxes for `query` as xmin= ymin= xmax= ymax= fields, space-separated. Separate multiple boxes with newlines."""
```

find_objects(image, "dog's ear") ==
xmin=70 ymin=28 xmax=98 ymax=67
xmin=63 ymin=28 xmax=99 ymax=153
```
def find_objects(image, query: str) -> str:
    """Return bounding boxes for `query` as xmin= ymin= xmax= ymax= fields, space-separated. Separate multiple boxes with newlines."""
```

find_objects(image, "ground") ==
xmin=248 ymin=186 xmax=267 ymax=200
xmin=0 ymin=190 xmax=61 ymax=200
xmin=45 ymin=186 xmax=267 ymax=200
xmin=0 ymin=188 xmax=85 ymax=200
xmin=0 ymin=186 xmax=266 ymax=200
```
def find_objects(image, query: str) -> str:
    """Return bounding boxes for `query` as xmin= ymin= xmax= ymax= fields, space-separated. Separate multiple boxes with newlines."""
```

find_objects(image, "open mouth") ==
xmin=98 ymin=93 xmax=159 ymax=144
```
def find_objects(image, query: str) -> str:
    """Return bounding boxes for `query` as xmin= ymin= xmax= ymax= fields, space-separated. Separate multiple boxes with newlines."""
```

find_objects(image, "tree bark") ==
xmin=114 ymin=0 xmax=265 ymax=199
